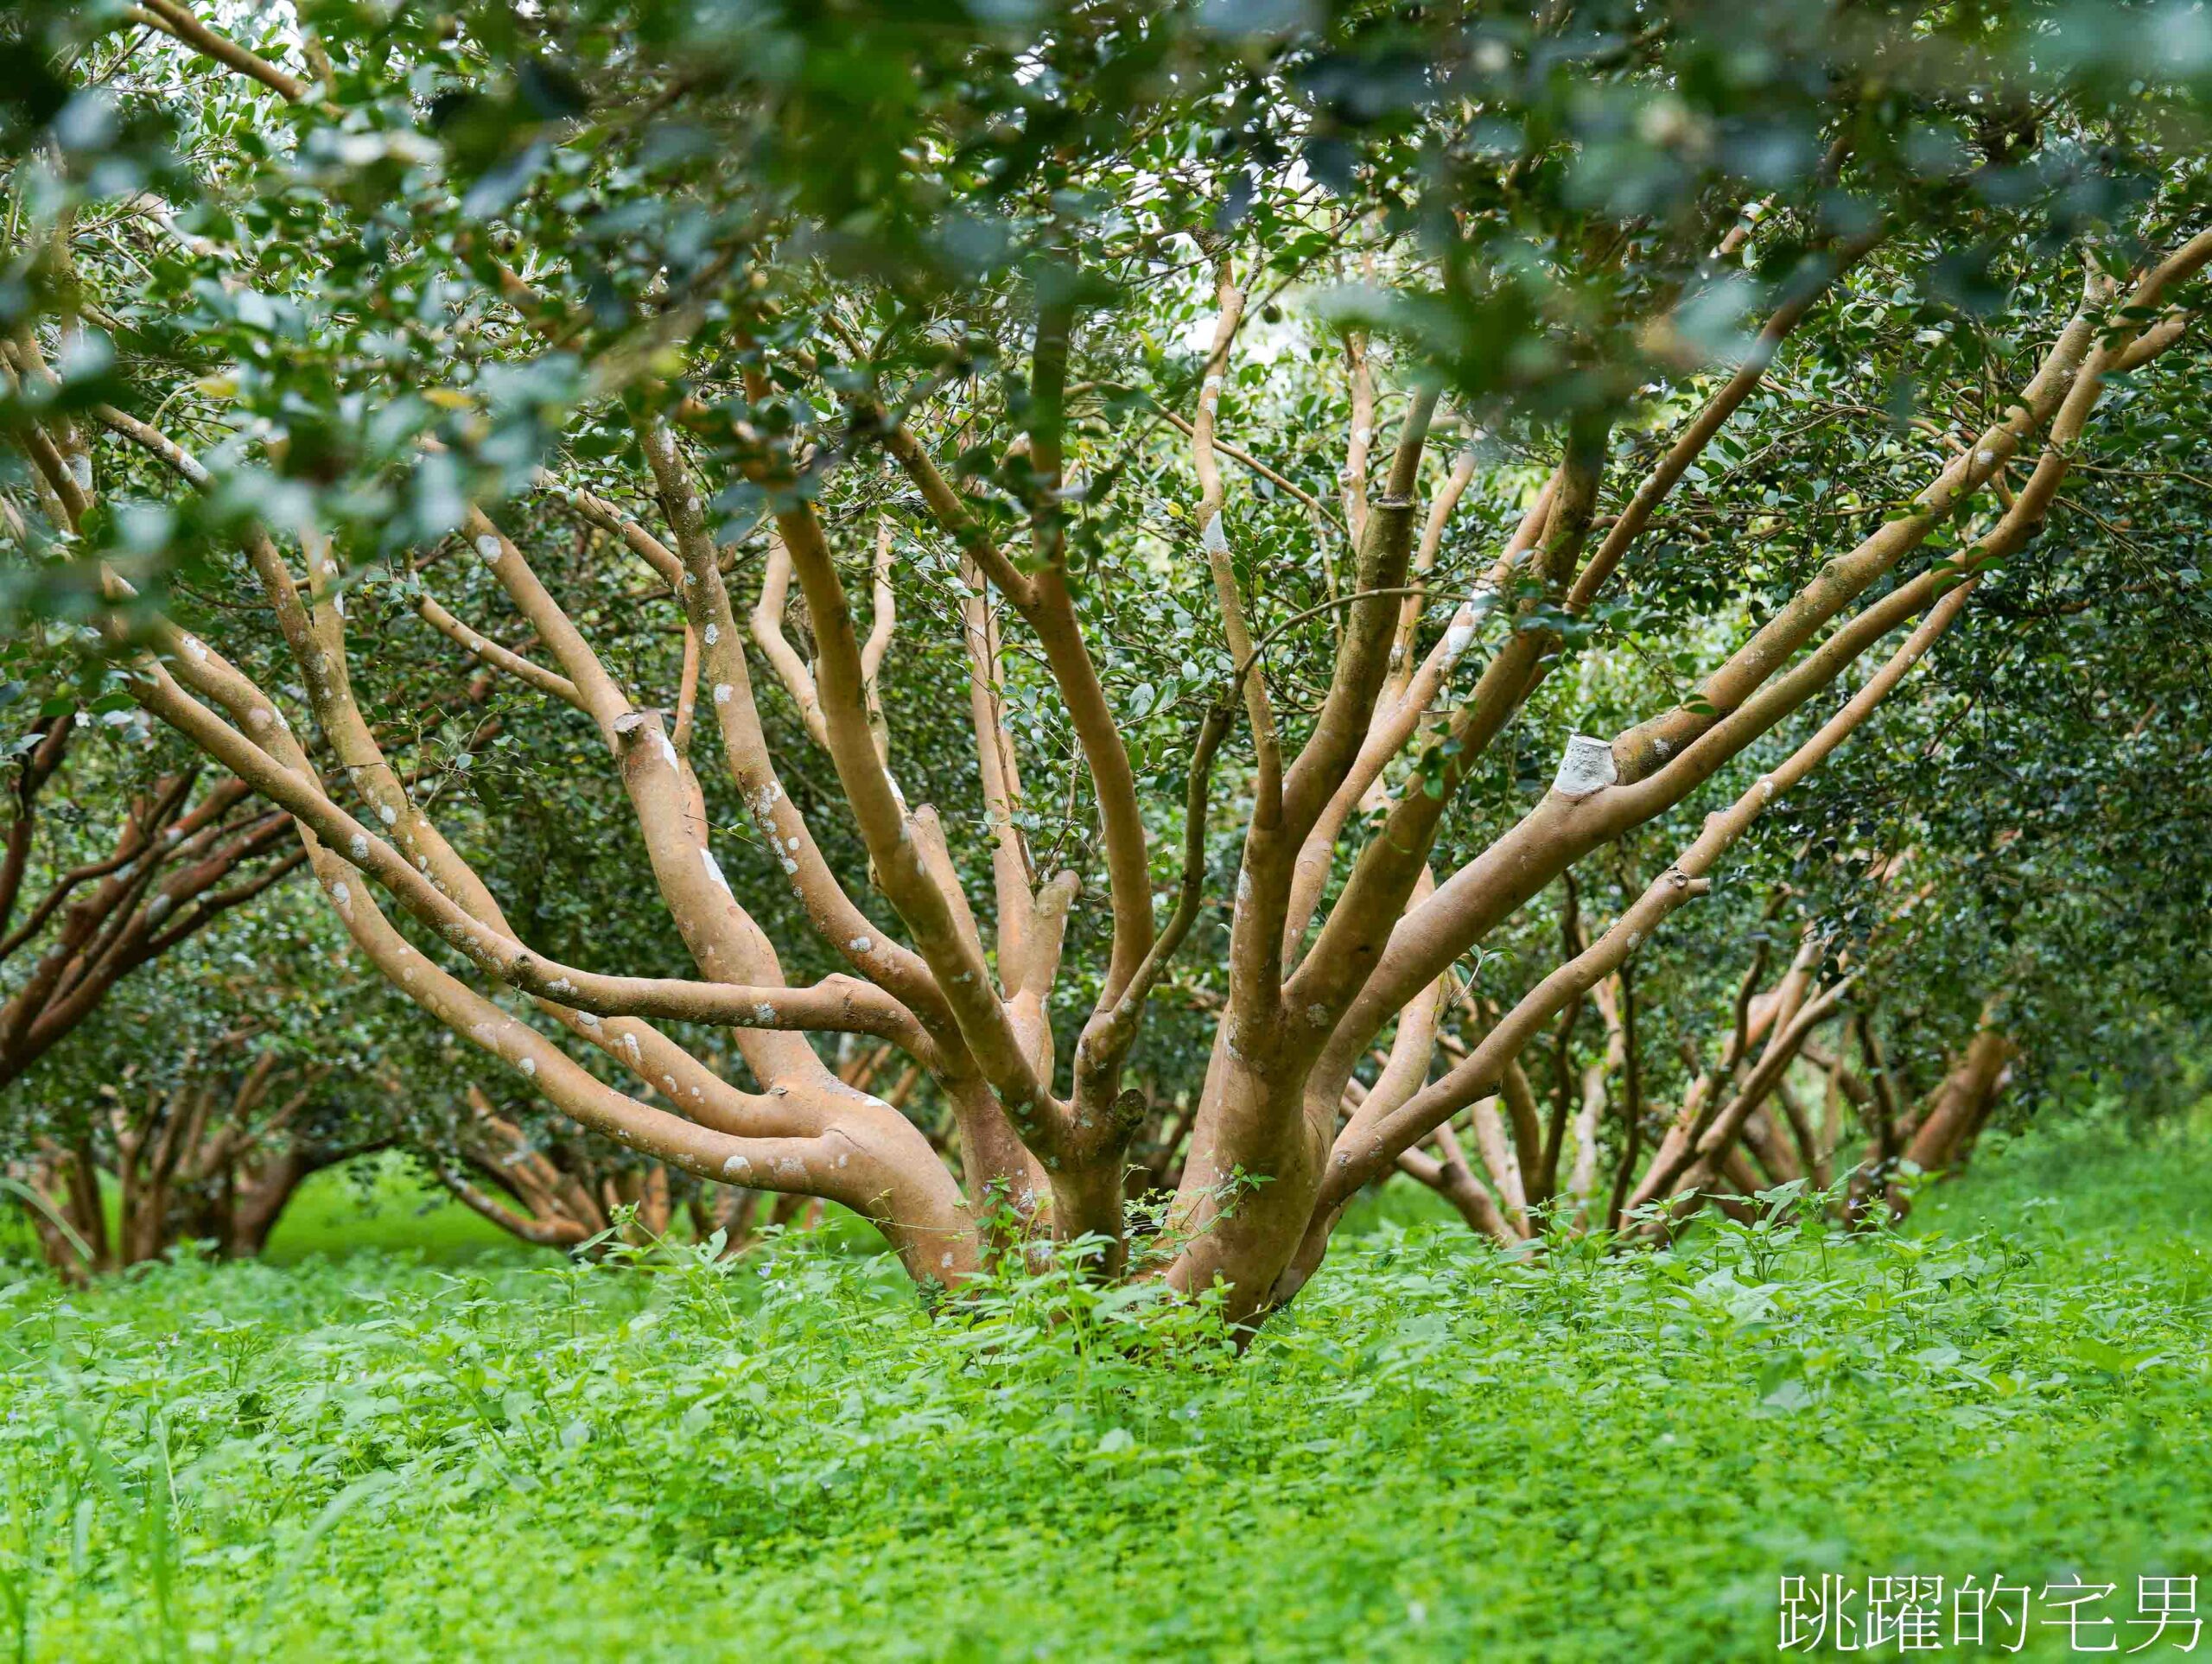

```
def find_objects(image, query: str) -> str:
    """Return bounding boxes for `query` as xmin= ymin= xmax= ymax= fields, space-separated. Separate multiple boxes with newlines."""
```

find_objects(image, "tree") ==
xmin=0 ymin=691 xmax=299 ymax=1091
xmin=1 ymin=880 xmax=409 ymax=1275
xmin=5 ymin=1 xmax=2210 ymax=1319
xmin=423 ymin=1038 xmax=922 ymax=1253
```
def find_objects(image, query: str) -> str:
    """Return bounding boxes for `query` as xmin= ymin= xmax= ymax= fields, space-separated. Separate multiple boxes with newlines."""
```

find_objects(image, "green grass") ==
xmin=264 ymin=1150 xmax=939 ymax=1268
xmin=0 ymin=1112 xmax=2205 ymax=1661
xmin=0 ymin=1154 xmax=532 ymax=1273
xmin=260 ymin=1152 xmax=534 ymax=1267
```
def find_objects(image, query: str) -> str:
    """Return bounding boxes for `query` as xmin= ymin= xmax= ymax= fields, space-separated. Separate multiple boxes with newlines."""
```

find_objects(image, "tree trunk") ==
xmin=223 ymin=1149 xmax=318 ymax=1258
xmin=1890 ymin=1025 xmax=2014 ymax=1215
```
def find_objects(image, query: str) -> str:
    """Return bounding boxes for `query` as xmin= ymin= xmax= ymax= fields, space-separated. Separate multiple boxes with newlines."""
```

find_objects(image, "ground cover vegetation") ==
xmin=0 ymin=1113 xmax=2202 ymax=1660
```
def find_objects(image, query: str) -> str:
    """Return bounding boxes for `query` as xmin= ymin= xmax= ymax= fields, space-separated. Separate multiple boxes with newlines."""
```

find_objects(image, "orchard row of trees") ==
xmin=3 ymin=1 xmax=2210 ymax=1303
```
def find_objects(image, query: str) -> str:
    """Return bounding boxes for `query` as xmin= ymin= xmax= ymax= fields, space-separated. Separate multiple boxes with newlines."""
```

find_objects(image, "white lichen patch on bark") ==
xmin=700 ymin=847 xmax=733 ymax=892
xmin=1441 ymin=610 xmax=1479 ymax=660
xmin=1552 ymin=734 xmax=1618 ymax=797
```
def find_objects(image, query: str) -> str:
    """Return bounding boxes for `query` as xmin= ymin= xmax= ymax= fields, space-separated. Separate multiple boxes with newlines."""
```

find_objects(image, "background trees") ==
xmin=3 ymin=0 xmax=2210 ymax=1299
xmin=3 ymin=880 xmax=389 ymax=1273
xmin=0 ymin=685 xmax=298 ymax=1094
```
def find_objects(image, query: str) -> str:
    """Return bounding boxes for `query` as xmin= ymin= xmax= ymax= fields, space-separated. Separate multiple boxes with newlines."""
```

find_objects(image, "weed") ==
xmin=0 ymin=1117 xmax=2202 ymax=1661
